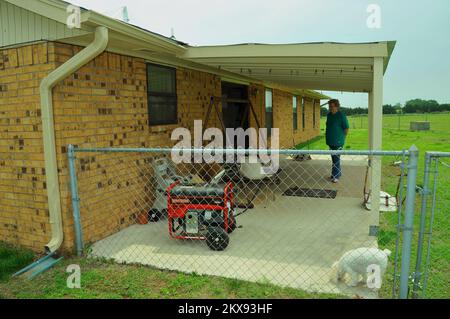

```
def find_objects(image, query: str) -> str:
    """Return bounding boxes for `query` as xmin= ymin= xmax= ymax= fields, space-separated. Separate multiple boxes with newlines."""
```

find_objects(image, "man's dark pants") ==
xmin=329 ymin=145 xmax=342 ymax=179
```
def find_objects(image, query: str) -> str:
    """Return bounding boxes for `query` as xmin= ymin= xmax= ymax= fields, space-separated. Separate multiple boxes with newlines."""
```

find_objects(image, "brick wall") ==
xmin=51 ymin=43 xmax=223 ymax=250
xmin=270 ymin=89 xmax=320 ymax=148
xmin=0 ymin=41 xmax=321 ymax=252
xmin=0 ymin=42 xmax=55 ymax=251
xmin=292 ymin=97 xmax=321 ymax=147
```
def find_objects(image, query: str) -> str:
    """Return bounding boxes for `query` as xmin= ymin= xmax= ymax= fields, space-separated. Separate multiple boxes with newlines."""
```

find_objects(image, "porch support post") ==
xmin=368 ymin=92 xmax=374 ymax=149
xmin=369 ymin=57 xmax=384 ymax=232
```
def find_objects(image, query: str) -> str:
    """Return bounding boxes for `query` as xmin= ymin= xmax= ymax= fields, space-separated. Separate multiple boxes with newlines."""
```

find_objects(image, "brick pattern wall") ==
xmin=267 ymin=89 xmax=321 ymax=148
xmin=248 ymin=84 xmax=265 ymax=130
xmin=0 ymin=42 xmax=55 ymax=251
xmin=177 ymin=68 xmax=222 ymax=133
xmin=292 ymin=97 xmax=321 ymax=146
xmin=51 ymin=43 xmax=152 ymax=248
xmin=51 ymin=43 xmax=222 ymax=249
xmin=0 ymin=41 xmax=321 ymax=252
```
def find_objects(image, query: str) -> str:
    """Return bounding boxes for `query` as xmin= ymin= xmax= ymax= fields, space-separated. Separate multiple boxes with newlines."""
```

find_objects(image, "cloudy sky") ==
xmin=72 ymin=0 xmax=450 ymax=108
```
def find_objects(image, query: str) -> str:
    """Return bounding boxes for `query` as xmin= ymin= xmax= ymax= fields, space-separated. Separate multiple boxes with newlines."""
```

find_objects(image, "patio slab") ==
xmin=89 ymin=156 xmax=381 ymax=298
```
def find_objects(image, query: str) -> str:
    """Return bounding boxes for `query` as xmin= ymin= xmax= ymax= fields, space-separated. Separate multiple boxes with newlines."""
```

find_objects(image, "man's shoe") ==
xmin=332 ymin=178 xmax=339 ymax=183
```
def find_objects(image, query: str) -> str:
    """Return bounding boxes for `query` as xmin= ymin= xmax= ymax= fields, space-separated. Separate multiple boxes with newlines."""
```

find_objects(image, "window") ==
xmin=301 ymin=97 xmax=306 ymax=130
xmin=146 ymin=63 xmax=177 ymax=125
xmin=293 ymin=96 xmax=298 ymax=130
xmin=313 ymin=100 xmax=316 ymax=129
xmin=265 ymin=89 xmax=273 ymax=137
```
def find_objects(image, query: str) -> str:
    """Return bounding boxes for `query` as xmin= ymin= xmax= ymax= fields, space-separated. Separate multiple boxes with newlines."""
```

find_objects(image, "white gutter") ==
xmin=40 ymin=26 xmax=109 ymax=253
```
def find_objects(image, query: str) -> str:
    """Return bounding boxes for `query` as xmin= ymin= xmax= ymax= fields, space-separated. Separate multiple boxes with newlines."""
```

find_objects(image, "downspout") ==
xmin=40 ymin=26 xmax=109 ymax=253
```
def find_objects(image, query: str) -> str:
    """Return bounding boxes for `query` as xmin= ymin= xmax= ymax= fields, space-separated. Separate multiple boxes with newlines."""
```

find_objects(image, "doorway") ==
xmin=221 ymin=82 xmax=249 ymax=149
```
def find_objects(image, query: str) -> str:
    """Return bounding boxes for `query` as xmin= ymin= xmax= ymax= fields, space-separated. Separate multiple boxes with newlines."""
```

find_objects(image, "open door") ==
xmin=221 ymin=82 xmax=250 ymax=149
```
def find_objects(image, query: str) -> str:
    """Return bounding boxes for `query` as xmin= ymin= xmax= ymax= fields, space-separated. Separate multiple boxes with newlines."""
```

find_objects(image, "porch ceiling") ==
xmin=182 ymin=42 xmax=396 ymax=93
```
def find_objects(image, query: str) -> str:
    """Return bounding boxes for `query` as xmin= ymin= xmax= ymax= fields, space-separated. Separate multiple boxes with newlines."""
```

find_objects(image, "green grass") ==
xmin=0 ymin=257 xmax=344 ymax=299
xmin=300 ymin=112 xmax=450 ymax=299
xmin=0 ymin=242 xmax=34 ymax=283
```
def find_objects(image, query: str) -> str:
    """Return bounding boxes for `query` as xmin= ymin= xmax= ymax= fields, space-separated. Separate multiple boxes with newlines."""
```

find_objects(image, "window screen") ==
xmin=293 ymin=96 xmax=298 ymax=130
xmin=313 ymin=100 xmax=316 ymax=128
xmin=147 ymin=64 xmax=177 ymax=125
xmin=265 ymin=89 xmax=273 ymax=137
xmin=301 ymin=97 xmax=306 ymax=130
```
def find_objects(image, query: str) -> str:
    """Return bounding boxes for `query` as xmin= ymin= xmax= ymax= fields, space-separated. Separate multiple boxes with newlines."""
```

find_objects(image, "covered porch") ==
xmin=181 ymin=41 xmax=396 ymax=228
xmin=89 ymin=155 xmax=379 ymax=298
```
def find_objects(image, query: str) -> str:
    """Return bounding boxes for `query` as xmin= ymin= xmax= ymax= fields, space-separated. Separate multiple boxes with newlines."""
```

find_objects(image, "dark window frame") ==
xmin=301 ymin=97 xmax=306 ymax=131
xmin=313 ymin=100 xmax=316 ymax=129
xmin=265 ymin=89 xmax=273 ymax=137
xmin=146 ymin=63 xmax=178 ymax=126
xmin=293 ymin=95 xmax=298 ymax=131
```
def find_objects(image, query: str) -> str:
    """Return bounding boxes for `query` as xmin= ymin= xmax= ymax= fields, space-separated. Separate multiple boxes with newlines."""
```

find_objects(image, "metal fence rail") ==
xmin=67 ymin=145 xmax=419 ymax=299
xmin=413 ymin=151 xmax=450 ymax=299
xmin=344 ymin=112 xmax=450 ymax=131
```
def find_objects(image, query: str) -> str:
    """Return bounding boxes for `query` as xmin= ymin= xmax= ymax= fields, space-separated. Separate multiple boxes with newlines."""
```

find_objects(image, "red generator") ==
xmin=167 ymin=181 xmax=236 ymax=251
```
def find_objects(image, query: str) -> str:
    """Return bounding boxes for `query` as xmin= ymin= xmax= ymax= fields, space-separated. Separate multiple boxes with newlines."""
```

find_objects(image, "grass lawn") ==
xmin=299 ymin=112 xmax=450 ymax=299
xmin=0 ymin=242 xmax=34 ymax=283
xmin=0 ymin=254 xmax=344 ymax=299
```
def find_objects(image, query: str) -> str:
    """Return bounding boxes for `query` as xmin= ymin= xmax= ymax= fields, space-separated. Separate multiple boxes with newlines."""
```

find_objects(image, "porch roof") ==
xmin=5 ymin=0 xmax=394 ymax=96
xmin=181 ymin=42 xmax=396 ymax=93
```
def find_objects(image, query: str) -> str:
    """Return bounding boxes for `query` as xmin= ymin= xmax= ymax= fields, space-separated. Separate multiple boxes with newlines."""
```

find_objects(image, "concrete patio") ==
xmin=89 ymin=155 xmax=380 ymax=298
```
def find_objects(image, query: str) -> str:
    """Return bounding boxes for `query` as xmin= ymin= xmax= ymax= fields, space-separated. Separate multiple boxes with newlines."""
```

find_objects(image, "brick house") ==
xmin=0 ymin=0 xmax=395 ymax=254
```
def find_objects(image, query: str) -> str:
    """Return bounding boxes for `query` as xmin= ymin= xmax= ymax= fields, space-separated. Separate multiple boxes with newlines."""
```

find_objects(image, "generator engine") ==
xmin=167 ymin=181 xmax=236 ymax=251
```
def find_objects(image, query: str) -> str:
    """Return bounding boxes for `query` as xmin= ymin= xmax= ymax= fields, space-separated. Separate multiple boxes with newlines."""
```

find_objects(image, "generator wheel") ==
xmin=206 ymin=227 xmax=229 ymax=251
xmin=148 ymin=209 xmax=162 ymax=222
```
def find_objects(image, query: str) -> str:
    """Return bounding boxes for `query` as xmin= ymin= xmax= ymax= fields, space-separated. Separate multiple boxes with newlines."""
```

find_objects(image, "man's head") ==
xmin=328 ymin=99 xmax=340 ymax=114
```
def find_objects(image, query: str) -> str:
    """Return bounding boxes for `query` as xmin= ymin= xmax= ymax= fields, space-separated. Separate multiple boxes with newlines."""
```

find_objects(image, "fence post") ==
xmin=421 ymin=157 xmax=440 ymax=298
xmin=68 ymin=144 xmax=83 ymax=256
xmin=412 ymin=152 xmax=431 ymax=298
xmin=399 ymin=145 xmax=419 ymax=299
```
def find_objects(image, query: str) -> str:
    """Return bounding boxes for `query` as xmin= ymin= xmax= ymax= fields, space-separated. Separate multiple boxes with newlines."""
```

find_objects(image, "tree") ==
xmin=394 ymin=103 xmax=402 ymax=113
xmin=440 ymin=103 xmax=450 ymax=112
xmin=403 ymin=99 xmax=439 ymax=113
xmin=383 ymin=104 xmax=396 ymax=114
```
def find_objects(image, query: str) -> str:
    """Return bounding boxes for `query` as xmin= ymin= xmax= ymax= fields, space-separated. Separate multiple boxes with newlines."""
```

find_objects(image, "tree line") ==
xmin=321 ymin=99 xmax=450 ymax=116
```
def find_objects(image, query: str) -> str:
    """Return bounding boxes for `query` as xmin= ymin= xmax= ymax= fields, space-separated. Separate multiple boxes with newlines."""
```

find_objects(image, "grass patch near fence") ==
xmin=0 ymin=256 xmax=344 ymax=299
xmin=301 ymin=112 xmax=450 ymax=298
xmin=0 ymin=242 xmax=34 ymax=283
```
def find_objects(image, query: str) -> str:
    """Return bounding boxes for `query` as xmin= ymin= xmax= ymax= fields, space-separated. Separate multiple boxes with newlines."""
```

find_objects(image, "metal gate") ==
xmin=412 ymin=152 xmax=450 ymax=299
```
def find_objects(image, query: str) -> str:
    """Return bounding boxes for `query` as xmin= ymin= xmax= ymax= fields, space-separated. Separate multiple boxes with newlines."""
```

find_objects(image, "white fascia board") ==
xmin=182 ymin=42 xmax=390 ymax=59
xmin=82 ymin=12 xmax=186 ymax=55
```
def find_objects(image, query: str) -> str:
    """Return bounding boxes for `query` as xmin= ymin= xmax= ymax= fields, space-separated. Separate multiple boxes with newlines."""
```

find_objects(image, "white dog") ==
xmin=331 ymin=247 xmax=391 ymax=288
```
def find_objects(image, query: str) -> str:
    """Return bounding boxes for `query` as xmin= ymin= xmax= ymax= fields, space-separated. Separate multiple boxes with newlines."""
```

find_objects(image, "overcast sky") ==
xmin=72 ymin=0 xmax=450 ymax=108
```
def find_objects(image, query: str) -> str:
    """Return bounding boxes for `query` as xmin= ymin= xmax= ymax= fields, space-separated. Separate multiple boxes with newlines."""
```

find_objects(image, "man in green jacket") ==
xmin=325 ymin=99 xmax=349 ymax=183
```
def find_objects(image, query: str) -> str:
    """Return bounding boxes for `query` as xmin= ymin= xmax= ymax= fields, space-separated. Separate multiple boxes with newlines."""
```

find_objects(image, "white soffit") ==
xmin=182 ymin=42 xmax=396 ymax=93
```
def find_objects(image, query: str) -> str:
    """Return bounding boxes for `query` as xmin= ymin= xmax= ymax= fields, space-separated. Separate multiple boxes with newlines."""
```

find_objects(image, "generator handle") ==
xmin=166 ymin=180 xmax=181 ymax=200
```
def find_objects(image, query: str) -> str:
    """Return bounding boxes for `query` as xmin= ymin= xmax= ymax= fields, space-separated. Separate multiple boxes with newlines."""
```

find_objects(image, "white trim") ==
xmin=183 ymin=42 xmax=391 ymax=59
xmin=369 ymin=57 xmax=384 ymax=221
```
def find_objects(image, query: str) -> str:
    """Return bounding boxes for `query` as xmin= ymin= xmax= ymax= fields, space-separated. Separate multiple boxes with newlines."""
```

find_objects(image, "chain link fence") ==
xmin=343 ymin=112 xmax=450 ymax=131
xmin=67 ymin=146 xmax=420 ymax=298
xmin=412 ymin=152 xmax=450 ymax=299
